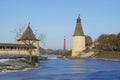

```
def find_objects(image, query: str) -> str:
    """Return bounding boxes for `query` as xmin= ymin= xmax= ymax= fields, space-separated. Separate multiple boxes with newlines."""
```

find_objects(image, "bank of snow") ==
xmin=0 ymin=58 xmax=36 ymax=72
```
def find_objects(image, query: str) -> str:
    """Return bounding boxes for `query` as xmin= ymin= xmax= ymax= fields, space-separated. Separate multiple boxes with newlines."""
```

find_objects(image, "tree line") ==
xmin=85 ymin=35 xmax=93 ymax=50
xmin=95 ymin=33 xmax=120 ymax=51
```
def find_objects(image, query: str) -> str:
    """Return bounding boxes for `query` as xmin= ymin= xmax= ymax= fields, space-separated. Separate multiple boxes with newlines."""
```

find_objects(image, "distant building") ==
xmin=0 ymin=23 xmax=40 ymax=57
xmin=72 ymin=16 xmax=86 ymax=57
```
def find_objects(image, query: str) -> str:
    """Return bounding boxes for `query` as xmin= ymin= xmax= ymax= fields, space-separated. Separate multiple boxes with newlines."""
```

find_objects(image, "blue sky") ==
xmin=0 ymin=0 xmax=120 ymax=49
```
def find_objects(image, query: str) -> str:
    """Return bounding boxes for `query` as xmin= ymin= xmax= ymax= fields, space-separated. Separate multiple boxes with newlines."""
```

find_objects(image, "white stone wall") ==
xmin=72 ymin=36 xmax=86 ymax=57
xmin=17 ymin=40 xmax=40 ymax=56
xmin=0 ymin=50 xmax=28 ymax=56
xmin=0 ymin=40 xmax=40 ymax=56
xmin=33 ymin=41 xmax=40 ymax=56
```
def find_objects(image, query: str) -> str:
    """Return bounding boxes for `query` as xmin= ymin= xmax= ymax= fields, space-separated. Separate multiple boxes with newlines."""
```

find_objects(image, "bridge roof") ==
xmin=0 ymin=43 xmax=36 ymax=49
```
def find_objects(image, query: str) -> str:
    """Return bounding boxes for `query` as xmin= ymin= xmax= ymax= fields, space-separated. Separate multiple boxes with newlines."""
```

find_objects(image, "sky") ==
xmin=0 ymin=0 xmax=120 ymax=50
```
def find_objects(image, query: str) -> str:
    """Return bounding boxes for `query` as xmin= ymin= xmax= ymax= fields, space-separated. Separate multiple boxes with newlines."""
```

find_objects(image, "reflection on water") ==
xmin=71 ymin=60 xmax=85 ymax=74
xmin=0 ymin=55 xmax=120 ymax=80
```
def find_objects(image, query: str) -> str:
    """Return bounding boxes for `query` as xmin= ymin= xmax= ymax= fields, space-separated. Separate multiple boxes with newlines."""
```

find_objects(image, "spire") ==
xmin=18 ymin=23 xmax=39 ymax=41
xmin=77 ymin=14 xmax=81 ymax=23
xmin=28 ymin=22 xmax=30 ymax=26
xmin=73 ymin=15 xmax=84 ymax=36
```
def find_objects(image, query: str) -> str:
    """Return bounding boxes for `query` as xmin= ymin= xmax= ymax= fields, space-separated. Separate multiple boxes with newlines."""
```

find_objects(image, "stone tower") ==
xmin=17 ymin=23 xmax=40 ymax=56
xmin=72 ymin=16 xmax=86 ymax=57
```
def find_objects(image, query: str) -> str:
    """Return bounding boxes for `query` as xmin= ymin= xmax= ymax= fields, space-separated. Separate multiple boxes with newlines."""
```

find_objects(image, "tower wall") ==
xmin=72 ymin=36 xmax=86 ymax=57
xmin=33 ymin=41 xmax=40 ymax=56
xmin=17 ymin=40 xmax=40 ymax=56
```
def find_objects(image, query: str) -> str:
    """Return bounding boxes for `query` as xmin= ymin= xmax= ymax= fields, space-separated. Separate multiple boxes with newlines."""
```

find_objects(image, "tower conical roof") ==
xmin=73 ymin=16 xmax=84 ymax=36
xmin=18 ymin=23 xmax=39 ymax=41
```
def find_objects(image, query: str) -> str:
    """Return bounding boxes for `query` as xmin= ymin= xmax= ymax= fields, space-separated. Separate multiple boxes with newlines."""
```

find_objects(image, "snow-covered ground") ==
xmin=41 ymin=54 xmax=59 ymax=59
xmin=0 ymin=58 xmax=33 ymax=72
xmin=0 ymin=59 xmax=9 ymax=63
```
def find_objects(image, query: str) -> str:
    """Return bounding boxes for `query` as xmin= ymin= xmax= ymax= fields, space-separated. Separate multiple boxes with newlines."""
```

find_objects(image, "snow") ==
xmin=0 ymin=59 xmax=9 ymax=62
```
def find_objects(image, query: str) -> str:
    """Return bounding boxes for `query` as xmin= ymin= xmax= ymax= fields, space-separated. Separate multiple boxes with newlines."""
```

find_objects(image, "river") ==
xmin=0 ymin=54 xmax=120 ymax=80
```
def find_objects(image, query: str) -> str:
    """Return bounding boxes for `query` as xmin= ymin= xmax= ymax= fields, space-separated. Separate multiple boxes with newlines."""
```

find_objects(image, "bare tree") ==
xmin=33 ymin=29 xmax=46 ymax=45
xmin=20 ymin=39 xmax=36 ymax=64
xmin=11 ymin=26 xmax=25 ymax=42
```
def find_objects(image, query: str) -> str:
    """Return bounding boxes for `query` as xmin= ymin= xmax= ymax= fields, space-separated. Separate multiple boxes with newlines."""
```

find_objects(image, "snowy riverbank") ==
xmin=0 ymin=58 xmax=36 ymax=72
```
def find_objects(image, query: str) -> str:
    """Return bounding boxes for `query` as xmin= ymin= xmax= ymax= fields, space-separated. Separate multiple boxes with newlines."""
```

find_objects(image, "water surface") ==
xmin=0 ymin=55 xmax=120 ymax=80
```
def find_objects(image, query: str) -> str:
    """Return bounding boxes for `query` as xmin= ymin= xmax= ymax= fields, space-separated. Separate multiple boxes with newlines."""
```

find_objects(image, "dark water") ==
xmin=0 ymin=55 xmax=120 ymax=80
